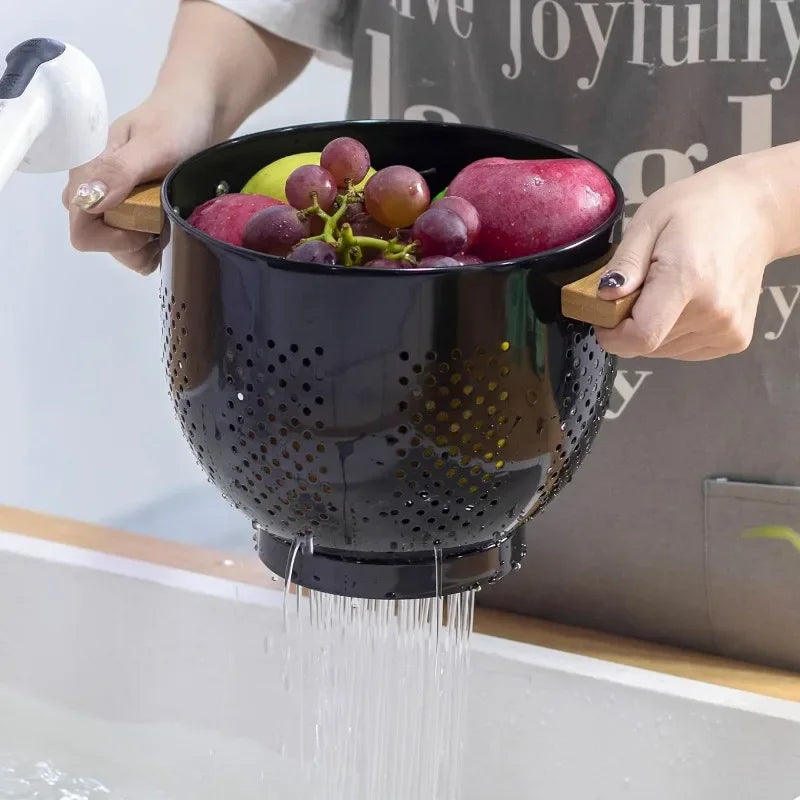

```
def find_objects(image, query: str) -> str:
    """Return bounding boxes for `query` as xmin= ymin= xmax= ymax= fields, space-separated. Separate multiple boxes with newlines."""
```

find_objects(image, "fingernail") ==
xmin=71 ymin=180 xmax=107 ymax=210
xmin=599 ymin=271 xmax=626 ymax=290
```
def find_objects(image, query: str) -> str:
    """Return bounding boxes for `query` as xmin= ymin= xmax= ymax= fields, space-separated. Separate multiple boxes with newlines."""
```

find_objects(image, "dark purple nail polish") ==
xmin=599 ymin=271 xmax=625 ymax=290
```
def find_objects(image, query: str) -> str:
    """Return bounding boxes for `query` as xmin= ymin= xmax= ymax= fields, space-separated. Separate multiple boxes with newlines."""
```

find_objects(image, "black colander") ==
xmin=114 ymin=120 xmax=624 ymax=599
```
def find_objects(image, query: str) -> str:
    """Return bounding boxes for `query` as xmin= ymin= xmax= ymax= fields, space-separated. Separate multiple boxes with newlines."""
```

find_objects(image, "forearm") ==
xmin=149 ymin=0 xmax=313 ymax=139
xmin=737 ymin=141 xmax=800 ymax=261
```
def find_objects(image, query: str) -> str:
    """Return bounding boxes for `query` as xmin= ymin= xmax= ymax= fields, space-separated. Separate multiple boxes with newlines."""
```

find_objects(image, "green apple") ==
xmin=242 ymin=152 xmax=376 ymax=202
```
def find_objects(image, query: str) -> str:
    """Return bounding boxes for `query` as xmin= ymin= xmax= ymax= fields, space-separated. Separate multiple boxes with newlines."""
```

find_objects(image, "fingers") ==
xmin=68 ymin=206 xmax=155 ymax=254
xmin=638 ymin=329 xmax=721 ymax=359
xmin=113 ymin=238 xmax=164 ymax=276
xmin=62 ymin=117 xmax=132 ymax=210
xmin=65 ymin=133 xmax=166 ymax=216
xmin=596 ymin=259 xmax=690 ymax=357
xmin=64 ymin=116 xmax=173 ymax=274
xmin=634 ymin=297 xmax=754 ymax=359
xmin=661 ymin=347 xmax=731 ymax=362
xmin=595 ymin=200 xmax=694 ymax=357
xmin=597 ymin=215 xmax=666 ymax=300
xmin=68 ymin=207 xmax=163 ymax=275
xmin=590 ymin=170 xmax=765 ymax=363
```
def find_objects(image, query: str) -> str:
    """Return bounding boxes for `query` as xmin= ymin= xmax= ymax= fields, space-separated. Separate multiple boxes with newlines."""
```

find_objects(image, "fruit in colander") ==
xmin=185 ymin=192 xmax=283 ymax=247
xmin=363 ymin=165 xmax=431 ymax=229
xmin=188 ymin=135 xmax=616 ymax=269
xmin=447 ymin=157 xmax=616 ymax=262
xmin=242 ymin=150 xmax=375 ymax=203
xmin=320 ymin=136 xmax=372 ymax=188
xmin=242 ymin=204 xmax=311 ymax=257
xmin=411 ymin=207 xmax=468 ymax=257
xmin=431 ymin=196 xmax=480 ymax=250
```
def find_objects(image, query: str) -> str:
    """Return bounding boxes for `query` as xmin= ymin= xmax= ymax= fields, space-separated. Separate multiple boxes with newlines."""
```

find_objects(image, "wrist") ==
xmin=146 ymin=76 xmax=258 ymax=144
xmin=144 ymin=79 xmax=226 ymax=144
xmin=736 ymin=144 xmax=800 ymax=261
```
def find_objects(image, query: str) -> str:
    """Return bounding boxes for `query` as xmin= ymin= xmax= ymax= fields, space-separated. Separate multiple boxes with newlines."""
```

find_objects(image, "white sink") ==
xmin=1 ymin=530 xmax=799 ymax=799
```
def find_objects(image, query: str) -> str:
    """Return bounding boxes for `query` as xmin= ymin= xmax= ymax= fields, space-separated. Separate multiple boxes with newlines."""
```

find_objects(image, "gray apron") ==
xmin=339 ymin=0 xmax=800 ymax=670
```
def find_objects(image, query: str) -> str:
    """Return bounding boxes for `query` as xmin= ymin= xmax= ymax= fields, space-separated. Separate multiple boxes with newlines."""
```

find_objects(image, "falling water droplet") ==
xmin=283 ymin=535 xmax=303 ymax=632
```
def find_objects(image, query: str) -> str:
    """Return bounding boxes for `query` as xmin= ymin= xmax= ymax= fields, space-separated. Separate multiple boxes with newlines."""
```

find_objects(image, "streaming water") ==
xmin=0 ymin=757 xmax=170 ymax=799
xmin=279 ymin=559 xmax=476 ymax=800
xmin=1 ymin=535 xmax=475 ymax=799
xmin=0 ymin=757 xmax=113 ymax=799
xmin=283 ymin=537 xmax=303 ymax=631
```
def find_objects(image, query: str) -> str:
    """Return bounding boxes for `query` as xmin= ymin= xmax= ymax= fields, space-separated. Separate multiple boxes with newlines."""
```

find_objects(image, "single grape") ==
xmin=242 ymin=205 xmax=311 ymax=257
xmin=365 ymin=257 xmax=406 ymax=269
xmin=364 ymin=166 xmax=430 ymax=229
xmin=285 ymin=165 xmax=337 ymax=211
xmin=346 ymin=214 xmax=391 ymax=263
xmin=348 ymin=213 xmax=391 ymax=241
xmin=395 ymin=227 xmax=414 ymax=245
xmin=287 ymin=240 xmax=337 ymax=265
xmin=418 ymin=256 xmax=461 ymax=267
xmin=320 ymin=137 xmax=371 ymax=187
xmin=432 ymin=196 xmax=481 ymax=249
xmin=454 ymin=253 xmax=483 ymax=265
xmin=412 ymin=207 xmax=468 ymax=257
xmin=344 ymin=200 xmax=367 ymax=222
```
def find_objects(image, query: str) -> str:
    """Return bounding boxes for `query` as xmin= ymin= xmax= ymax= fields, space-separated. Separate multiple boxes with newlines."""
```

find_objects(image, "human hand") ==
xmin=63 ymin=95 xmax=216 ymax=275
xmin=594 ymin=155 xmax=776 ymax=361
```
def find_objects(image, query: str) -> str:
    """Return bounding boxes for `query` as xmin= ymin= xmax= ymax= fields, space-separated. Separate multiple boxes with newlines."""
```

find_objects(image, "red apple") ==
xmin=447 ymin=157 xmax=616 ymax=262
xmin=187 ymin=193 xmax=284 ymax=246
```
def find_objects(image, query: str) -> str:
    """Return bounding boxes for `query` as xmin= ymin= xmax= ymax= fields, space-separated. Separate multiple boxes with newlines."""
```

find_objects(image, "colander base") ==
xmin=255 ymin=526 xmax=527 ymax=600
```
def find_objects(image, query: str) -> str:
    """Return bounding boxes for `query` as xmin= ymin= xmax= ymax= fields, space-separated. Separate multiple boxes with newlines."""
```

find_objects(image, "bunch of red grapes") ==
xmin=241 ymin=137 xmax=482 ymax=268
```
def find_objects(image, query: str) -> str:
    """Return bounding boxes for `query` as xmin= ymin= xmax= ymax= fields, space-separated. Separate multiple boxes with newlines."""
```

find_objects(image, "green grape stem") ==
xmin=296 ymin=192 xmax=419 ymax=266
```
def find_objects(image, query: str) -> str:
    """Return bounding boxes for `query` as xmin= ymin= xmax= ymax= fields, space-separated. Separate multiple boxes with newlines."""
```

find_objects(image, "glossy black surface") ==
xmin=159 ymin=120 xmax=621 ymax=598
xmin=256 ymin=525 xmax=527 ymax=600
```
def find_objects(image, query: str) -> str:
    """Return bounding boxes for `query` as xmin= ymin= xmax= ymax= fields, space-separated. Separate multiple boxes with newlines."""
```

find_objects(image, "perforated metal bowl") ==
xmin=158 ymin=120 xmax=622 ymax=599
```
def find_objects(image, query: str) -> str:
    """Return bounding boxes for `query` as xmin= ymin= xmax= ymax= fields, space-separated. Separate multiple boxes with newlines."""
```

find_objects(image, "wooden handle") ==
xmin=561 ymin=247 xmax=640 ymax=328
xmin=103 ymin=182 xmax=163 ymax=234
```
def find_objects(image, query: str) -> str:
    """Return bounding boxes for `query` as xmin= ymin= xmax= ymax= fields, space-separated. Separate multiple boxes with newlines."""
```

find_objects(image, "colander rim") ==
xmin=161 ymin=118 xmax=624 ymax=276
